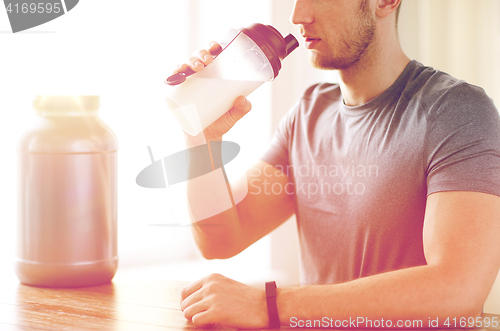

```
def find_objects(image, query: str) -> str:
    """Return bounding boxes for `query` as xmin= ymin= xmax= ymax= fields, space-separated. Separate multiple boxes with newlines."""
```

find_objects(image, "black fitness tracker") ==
xmin=265 ymin=281 xmax=280 ymax=328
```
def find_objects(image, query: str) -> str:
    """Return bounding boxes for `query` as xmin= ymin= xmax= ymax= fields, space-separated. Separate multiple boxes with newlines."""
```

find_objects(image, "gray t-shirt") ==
xmin=260 ymin=60 xmax=500 ymax=285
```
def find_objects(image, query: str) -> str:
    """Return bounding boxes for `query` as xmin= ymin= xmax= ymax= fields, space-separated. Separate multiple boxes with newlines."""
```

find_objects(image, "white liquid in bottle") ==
xmin=166 ymin=77 xmax=264 ymax=136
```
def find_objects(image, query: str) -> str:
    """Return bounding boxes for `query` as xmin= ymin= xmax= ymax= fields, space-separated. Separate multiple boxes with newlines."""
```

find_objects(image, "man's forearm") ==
xmin=184 ymin=133 xmax=243 ymax=259
xmin=277 ymin=264 xmax=483 ymax=327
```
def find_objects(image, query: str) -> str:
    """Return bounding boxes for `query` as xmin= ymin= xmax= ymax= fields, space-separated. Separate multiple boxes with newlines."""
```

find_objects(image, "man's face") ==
xmin=291 ymin=0 xmax=377 ymax=70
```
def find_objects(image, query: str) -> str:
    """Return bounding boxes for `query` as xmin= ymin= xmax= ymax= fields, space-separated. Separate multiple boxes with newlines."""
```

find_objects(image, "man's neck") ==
xmin=338 ymin=33 xmax=410 ymax=107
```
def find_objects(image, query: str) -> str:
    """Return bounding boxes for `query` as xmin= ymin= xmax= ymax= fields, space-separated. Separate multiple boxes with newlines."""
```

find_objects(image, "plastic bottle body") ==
xmin=165 ymin=32 xmax=274 ymax=136
xmin=15 ymin=97 xmax=118 ymax=287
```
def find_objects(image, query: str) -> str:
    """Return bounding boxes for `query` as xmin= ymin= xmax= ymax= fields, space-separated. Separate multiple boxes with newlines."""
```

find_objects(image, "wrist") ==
xmin=276 ymin=286 xmax=297 ymax=327
xmin=260 ymin=288 xmax=271 ymax=328
xmin=184 ymin=131 xmax=222 ymax=148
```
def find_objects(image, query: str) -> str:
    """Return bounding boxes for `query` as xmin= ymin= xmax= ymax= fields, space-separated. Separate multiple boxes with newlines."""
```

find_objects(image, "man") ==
xmin=176 ymin=0 xmax=500 ymax=328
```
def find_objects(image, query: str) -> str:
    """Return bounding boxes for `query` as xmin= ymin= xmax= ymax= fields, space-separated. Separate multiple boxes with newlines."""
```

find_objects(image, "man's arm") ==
xmin=180 ymin=191 xmax=500 ymax=327
xmin=276 ymin=191 xmax=500 ymax=324
xmin=176 ymin=42 xmax=295 ymax=259
xmin=188 ymin=159 xmax=295 ymax=259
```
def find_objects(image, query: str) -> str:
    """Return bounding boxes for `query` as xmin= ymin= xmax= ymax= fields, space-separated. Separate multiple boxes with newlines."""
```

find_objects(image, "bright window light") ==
xmin=0 ymin=0 xmax=273 ymax=282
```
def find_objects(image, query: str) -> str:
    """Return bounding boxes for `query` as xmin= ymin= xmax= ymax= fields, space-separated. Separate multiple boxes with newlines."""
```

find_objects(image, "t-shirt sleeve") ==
xmin=425 ymin=83 xmax=500 ymax=197
xmin=259 ymin=102 xmax=299 ymax=171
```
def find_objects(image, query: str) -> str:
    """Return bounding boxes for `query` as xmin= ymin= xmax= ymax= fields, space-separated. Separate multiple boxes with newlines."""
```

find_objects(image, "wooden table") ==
xmin=0 ymin=275 xmax=192 ymax=331
xmin=1 ymin=272 xmax=499 ymax=331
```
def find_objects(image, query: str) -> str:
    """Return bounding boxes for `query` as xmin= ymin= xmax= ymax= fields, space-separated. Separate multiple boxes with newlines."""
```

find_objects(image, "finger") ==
xmin=192 ymin=49 xmax=214 ymax=66
xmin=173 ymin=49 xmax=212 ymax=74
xmin=172 ymin=63 xmax=189 ymax=74
xmin=191 ymin=309 xmax=216 ymax=327
xmin=180 ymin=286 xmax=204 ymax=311
xmin=180 ymin=278 xmax=205 ymax=302
xmin=227 ymin=96 xmax=252 ymax=123
xmin=174 ymin=43 xmax=221 ymax=75
xmin=208 ymin=42 xmax=222 ymax=56
xmin=183 ymin=299 xmax=210 ymax=321
xmin=185 ymin=57 xmax=204 ymax=72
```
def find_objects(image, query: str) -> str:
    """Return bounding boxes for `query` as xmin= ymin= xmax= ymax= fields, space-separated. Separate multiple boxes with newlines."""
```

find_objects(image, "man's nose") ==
xmin=290 ymin=0 xmax=314 ymax=25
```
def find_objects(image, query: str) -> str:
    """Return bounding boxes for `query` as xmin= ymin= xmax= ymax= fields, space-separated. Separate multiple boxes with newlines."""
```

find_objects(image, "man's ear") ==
xmin=375 ymin=0 xmax=401 ymax=18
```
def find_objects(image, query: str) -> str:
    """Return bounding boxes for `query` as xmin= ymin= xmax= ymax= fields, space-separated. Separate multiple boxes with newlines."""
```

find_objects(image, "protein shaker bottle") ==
xmin=165 ymin=23 xmax=299 ymax=136
xmin=15 ymin=95 xmax=118 ymax=287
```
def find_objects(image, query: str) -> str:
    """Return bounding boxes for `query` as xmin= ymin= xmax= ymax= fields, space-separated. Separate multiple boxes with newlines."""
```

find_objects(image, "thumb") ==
xmin=204 ymin=96 xmax=252 ymax=138
xmin=227 ymin=96 xmax=252 ymax=124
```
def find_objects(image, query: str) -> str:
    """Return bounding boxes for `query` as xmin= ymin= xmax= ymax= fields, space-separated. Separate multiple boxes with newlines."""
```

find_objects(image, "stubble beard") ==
xmin=310 ymin=0 xmax=376 ymax=70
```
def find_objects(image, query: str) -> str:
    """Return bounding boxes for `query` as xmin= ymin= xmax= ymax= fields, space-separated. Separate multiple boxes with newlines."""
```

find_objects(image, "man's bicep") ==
xmin=423 ymin=191 xmax=500 ymax=306
xmin=231 ymin=160 xmax=295 ymax=246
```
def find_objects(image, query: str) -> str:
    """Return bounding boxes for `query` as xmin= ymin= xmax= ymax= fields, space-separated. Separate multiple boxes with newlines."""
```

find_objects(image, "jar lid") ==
xmin=33 ymin=95 xmax=100 ymax=114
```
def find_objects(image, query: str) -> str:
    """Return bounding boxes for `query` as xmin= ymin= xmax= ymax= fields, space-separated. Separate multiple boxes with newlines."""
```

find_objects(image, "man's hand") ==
xmin=172 ymin=42 xmax=221 ymax=75
xmin=180 ymin=273 xmax=269 ymax=328
xmin=173 ymin=42 xmax=253 ymax=142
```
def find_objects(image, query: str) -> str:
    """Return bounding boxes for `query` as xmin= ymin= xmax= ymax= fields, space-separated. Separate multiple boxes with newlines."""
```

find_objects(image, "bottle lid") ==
xmin=240 ymin=24 xmax=299 ymax=79
xmin=33 ymin=95 xmax=100 ymax=114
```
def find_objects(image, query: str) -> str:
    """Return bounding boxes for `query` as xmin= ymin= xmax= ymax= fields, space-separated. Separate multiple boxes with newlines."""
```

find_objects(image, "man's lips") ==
xmin=303 ymin=36 xmax=321 ymax=49
xmin=303 ymin=36 xmax=321 ymax=42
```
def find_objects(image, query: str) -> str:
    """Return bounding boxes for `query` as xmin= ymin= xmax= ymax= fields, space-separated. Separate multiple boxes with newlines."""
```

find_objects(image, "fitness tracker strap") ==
xmin=265 ymin=281 xmax=280 ymax=328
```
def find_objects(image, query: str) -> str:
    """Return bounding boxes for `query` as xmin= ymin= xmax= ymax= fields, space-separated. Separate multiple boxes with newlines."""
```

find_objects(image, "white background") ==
xmin=0 ymin=0 xmax=298 ymax=284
